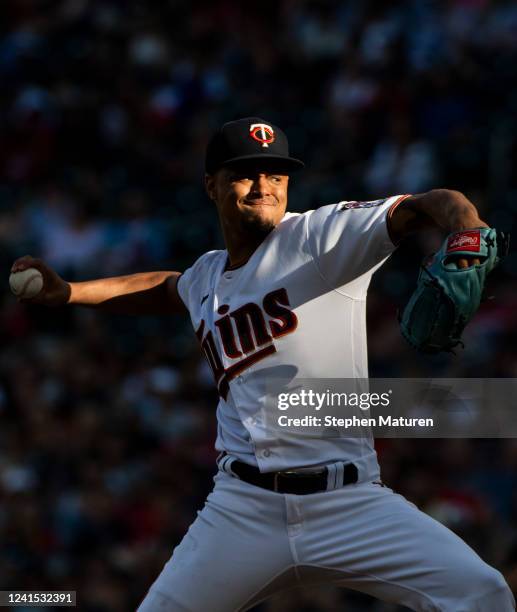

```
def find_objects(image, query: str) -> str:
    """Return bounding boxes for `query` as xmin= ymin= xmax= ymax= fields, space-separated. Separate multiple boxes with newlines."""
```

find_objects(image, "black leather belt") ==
xmin=229 ymin=459 xmax=358 ymax=495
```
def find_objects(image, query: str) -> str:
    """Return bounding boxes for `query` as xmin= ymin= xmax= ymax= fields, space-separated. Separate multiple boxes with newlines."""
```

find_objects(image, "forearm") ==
xmin=391 ymin=189 xmax=489 ymax=242
xmin=411 ymin=189 xmax=488 ymax=232
xmin=68 ymin=271 xmax=182 ymax=314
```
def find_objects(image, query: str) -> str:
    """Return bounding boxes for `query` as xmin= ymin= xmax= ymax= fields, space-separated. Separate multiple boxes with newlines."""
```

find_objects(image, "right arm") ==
xmin=10 ymin=256 xmax=186 ymax=315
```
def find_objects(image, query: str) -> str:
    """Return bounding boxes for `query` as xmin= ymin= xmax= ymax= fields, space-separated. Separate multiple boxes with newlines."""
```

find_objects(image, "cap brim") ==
xmin=215 ymin=154 xmax=305 ymax=173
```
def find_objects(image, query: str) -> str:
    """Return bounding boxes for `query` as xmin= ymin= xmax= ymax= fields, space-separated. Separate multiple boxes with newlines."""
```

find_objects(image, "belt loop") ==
xmin=326 ymin=462 xmax=345 ymax=490
xmin=325 ymin=463 xmax=336 ymax=490
xmin=334 ymin=462 xmax=345 ymax=489
xmin=218 ymin=452 xmax=238 ymax=478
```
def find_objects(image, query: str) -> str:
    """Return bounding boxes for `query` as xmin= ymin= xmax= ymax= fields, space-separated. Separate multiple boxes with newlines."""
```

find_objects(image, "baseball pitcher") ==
xmin=11 ymin=117 xmax=514 ymax=611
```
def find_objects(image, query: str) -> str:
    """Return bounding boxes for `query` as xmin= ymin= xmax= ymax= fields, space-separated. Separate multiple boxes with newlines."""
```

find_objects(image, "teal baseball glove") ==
xmin=400 ymin=228 xmax=509 ymax=353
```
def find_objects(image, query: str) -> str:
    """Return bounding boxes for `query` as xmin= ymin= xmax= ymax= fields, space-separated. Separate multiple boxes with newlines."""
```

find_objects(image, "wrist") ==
xmin=66 ymin=282 xmax=80 ymax=305
xmin=449 ymin=220 xmax=489 ymax=232
xmin=423 ymin=190 xmax=486 ymax=232
xmin=448 ymin=204 xmax=488 ymax=230
xmin=444 ymin=201 xmax=487 ymax=233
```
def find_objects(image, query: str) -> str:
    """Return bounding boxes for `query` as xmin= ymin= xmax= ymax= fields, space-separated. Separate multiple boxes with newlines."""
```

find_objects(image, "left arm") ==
xmin=389 ymin=189 xmax=489 ymax=244
xmin=395 ymin=192 xmax=504 ymax=352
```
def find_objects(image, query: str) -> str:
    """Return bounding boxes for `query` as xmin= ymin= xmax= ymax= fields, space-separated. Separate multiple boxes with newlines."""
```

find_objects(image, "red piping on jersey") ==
xmin=386 ymin=194 xmax=412 ymax=246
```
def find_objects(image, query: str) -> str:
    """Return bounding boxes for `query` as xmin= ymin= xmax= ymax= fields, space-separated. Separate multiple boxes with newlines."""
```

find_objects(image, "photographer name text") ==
xmin=277 ymin=415 xmax=434 ymax=428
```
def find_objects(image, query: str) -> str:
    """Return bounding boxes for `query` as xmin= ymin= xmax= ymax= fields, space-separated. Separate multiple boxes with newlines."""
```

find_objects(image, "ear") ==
xmin=205 ymin=173 xmax=217 ymax=201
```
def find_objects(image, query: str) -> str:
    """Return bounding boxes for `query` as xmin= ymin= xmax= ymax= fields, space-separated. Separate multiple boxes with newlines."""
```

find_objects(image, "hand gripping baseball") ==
xmin=399 ymin=228 xmax=509 ymax=353
xmin=10 ymin=256 xmax=71 ymax=306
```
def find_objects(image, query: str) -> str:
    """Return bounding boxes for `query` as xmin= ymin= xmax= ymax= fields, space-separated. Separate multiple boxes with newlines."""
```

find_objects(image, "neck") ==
xmin=221 ymin=221 xmax=273 ymax=268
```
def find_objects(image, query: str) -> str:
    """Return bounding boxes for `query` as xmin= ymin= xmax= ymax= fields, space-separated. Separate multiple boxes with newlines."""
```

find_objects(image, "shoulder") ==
xmin=279 ymin=211 xmax=305 ymax=225
xmin=187 ymin=249 xmax=226 ymax=275
xmin=177 ymin=249 xmax=225 ymax=313
xmin=178 ymin=249 xmax=225 ymax=293
xmin=268 ymin=211 xmax=309 ymax=241
xmin=277 ymin=202 xmax=373 ymax=240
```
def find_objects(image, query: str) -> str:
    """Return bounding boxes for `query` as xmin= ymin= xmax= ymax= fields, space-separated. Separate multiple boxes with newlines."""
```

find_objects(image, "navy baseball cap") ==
xmin=205 ymin=117 xmax=305 ymax=174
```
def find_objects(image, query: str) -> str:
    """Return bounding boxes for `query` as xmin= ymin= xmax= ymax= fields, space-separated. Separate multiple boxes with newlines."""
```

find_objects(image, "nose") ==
xmin=249 ymin=174 xmax=270 ymax=197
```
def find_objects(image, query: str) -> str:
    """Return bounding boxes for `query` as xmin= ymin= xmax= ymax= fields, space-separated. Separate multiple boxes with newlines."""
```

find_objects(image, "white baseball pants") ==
xmin=137 ymin=470 xmax=515 ymax=612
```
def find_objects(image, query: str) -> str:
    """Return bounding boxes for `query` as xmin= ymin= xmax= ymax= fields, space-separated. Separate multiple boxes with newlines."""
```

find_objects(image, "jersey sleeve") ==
xmin=307 ymin=195 xmax=410 ymax=295
xmin=176 ymin=266 xmax=193 ymax=311
xmin=176 ymin=250 xmax=223 ymax=314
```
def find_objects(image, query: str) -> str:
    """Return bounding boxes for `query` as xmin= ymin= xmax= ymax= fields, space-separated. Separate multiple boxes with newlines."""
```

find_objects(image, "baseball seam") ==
xmin=13 ymin=273 xmax=42 ymax=297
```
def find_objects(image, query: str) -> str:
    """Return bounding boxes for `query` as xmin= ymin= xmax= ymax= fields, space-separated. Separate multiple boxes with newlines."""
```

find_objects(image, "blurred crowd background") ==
xmin=1 ymin=0 xmax=516 ymax=610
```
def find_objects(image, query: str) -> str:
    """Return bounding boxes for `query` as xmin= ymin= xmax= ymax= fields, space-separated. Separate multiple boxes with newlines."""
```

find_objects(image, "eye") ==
xmin=269 ymin=175 xmax=282 ymax=183
xmin=232 ymin=173 xmax=251 ymax=182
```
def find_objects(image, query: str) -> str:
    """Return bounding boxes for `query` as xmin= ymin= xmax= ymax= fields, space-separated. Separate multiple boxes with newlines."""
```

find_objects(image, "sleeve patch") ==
xmin=339 ymin=198 xmax=389 ymax=211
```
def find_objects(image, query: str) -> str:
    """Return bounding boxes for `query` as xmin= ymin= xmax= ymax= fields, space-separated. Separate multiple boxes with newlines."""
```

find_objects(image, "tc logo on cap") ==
xmin=249 ymin=123 xmax=275 ymax=148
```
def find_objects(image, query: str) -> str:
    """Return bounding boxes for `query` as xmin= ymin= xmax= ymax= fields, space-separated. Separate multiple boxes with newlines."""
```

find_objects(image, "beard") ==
xmin=239 ymin=212 xmax=277 ymax=240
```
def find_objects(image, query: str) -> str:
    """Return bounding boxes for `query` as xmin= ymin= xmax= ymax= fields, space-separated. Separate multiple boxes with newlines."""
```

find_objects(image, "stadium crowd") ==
xmin=0 ymin=0 xmax=516 ymax=610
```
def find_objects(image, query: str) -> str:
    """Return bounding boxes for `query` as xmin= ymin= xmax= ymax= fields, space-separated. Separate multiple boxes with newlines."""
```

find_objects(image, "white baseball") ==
xmin=9 ymin=268 xmax=44 ymax=298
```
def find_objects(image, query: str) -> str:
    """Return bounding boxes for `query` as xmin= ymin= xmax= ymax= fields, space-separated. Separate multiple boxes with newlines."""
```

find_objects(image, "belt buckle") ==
xmin=273 ymin=470 xmax=297 ymax=492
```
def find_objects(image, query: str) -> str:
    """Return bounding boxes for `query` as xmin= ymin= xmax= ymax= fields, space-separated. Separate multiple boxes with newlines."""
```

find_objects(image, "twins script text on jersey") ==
xmin=196 ymin=287 xmax=298 ymax=399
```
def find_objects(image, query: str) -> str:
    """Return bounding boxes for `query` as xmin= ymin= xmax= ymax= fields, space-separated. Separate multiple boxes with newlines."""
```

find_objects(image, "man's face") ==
xmin=205 ymin=162 xmax=289 ymax=239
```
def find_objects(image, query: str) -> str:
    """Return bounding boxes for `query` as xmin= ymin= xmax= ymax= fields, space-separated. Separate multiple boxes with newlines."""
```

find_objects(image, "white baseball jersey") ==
xmin=141 ymin=193 xmax=515 ymax=612
xmin=177 ymin=195 xmax=409 ymax=475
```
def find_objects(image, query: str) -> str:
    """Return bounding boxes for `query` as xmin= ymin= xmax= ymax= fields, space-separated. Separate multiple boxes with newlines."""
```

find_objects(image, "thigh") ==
xmin=297 ymin=482 xmax=513 ymax=612
xmin=138 ymin=472 xmax=295 ymax=612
